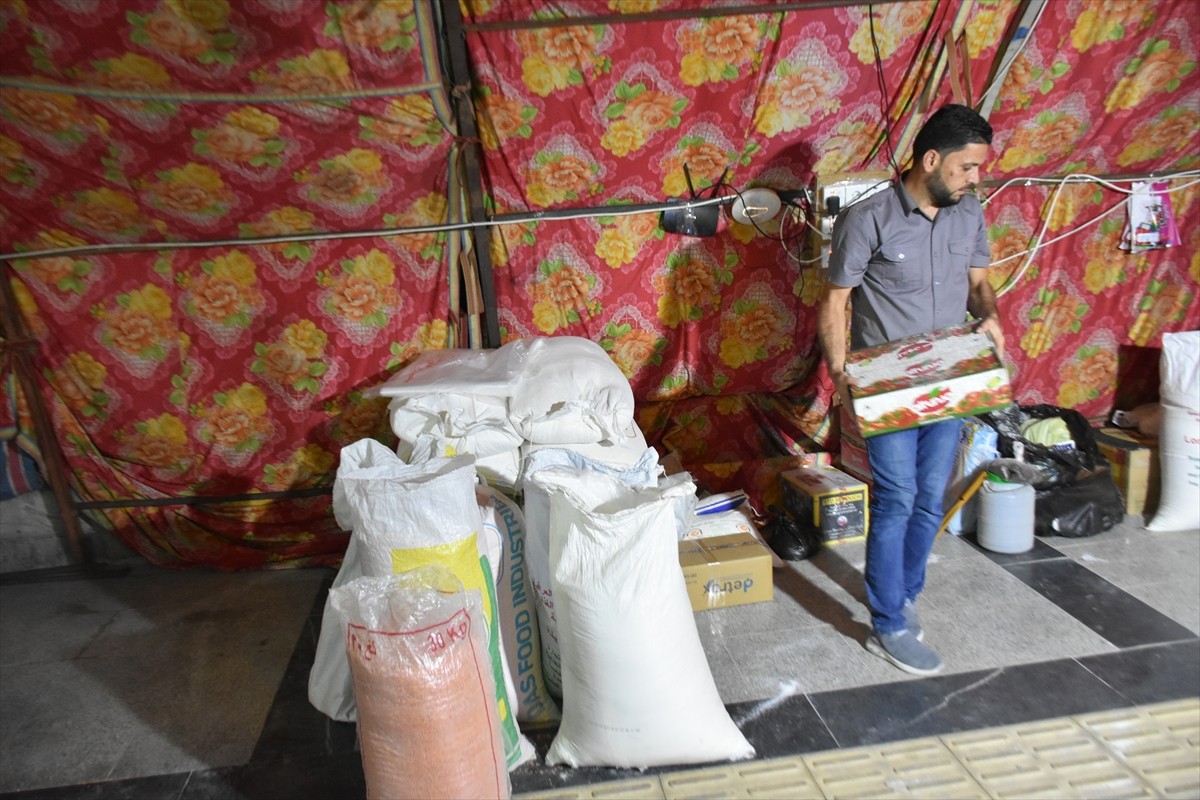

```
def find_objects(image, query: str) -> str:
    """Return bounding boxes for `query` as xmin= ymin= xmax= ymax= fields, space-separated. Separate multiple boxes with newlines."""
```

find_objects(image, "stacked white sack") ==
xmin=374 ymin=337 xmax=648 ymax=489
xmin=388 ymin=393 xmax=524 ymax=492
xmin=507 ymin=337 xmax=638 ymax=445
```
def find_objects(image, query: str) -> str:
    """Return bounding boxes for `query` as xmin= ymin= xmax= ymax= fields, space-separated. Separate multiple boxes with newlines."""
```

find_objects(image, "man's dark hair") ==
xmin=911 ymin=104 xmax=993 ymax=163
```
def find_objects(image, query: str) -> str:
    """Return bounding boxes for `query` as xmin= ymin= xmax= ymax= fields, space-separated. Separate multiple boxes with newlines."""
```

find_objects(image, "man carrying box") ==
xmin=817 ymin=104 xmax=1007 ymax=676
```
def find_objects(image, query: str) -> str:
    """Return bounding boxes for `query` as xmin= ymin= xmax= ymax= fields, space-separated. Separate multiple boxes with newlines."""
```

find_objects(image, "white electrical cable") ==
xmin=984 ymin=170 xmax=1200 ymax=296
xmin=984 ymin=169 xmax=1200 ymax=206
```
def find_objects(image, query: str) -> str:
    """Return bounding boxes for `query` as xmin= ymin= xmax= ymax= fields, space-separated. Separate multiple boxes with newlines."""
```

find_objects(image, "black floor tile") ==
xmin=506 ymin=697 xmax=834 ymax=795
xmin=251 ymin=593 xmax=358 ymax=764
xmin=1077 ymin=639 xmax=1200 ymax=705
xmin=809 ymin=658 xmax=1133 ymax=748
xmin=961 ymin=531 xmax=1065 ymax=565
xmin=179 ymin=753 xmax=365 ymax=800
xmin=1004 ymin=559 xmax=1197 ymax=648
xmin=0 ymin=774 xmax=189 ymax=800
xmin=510 ymin=726 xmax=661 ymax=793
xmin=726 ymin=694 xmax=839 ymax=759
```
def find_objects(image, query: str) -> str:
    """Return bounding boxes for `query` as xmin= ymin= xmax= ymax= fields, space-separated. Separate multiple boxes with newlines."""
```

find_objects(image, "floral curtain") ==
xmin=467 ymin=0 xmax=1197 ymax=508
xmin=1 ymin=0 xmax=1196 ymax=568
xmin=1 ymin=0 xmax=459 ymax=568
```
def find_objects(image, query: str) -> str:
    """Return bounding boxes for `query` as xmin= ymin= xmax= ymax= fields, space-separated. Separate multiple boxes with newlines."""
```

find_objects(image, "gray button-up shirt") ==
xmin=826 ymin=179 xmax=991 ymax=350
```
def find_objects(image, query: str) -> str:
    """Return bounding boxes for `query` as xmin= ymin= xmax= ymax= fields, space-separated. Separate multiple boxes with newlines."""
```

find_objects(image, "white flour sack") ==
xmin=508 ymin=337 xmax=638 ymax=444
xmin=518 ymin=446 xmax=662 ymax=699
xmin=476 ymin=486 xmax=560 ymax=725
xmin=310 ymin=438 xmax=410 ymax=723
xmin=1147 ymin=331 xmax=1200 ymax=531
xmin=521 ymin=425 xmax=650 ymax=470
xmin=339 ymin=455 xmax=525 ymax=769
xmin=529 ymin=466 xmax=755 ymax=769
xmin=388 ymin=393 xmax=521 ymax=462
xmin=329 ymin=569 xmax=510 ymax=800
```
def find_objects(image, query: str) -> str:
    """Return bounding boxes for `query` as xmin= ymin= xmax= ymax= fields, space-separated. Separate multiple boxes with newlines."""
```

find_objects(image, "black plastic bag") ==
xmin=764 ymin=505 xmax=822 ymax=561
xmin=1034 ymin=469 xmax=1125 ymax=538
xmin=980 ymin=403 xmax=1102 ymax=489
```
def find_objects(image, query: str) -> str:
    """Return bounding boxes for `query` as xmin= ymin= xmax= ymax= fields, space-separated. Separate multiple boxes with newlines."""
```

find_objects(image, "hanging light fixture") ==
xmin=730 ymin=188 xmax=782 ymax=225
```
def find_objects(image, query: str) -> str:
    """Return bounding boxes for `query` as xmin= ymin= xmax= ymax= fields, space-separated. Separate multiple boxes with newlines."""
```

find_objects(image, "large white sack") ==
xmin=521 ymin=425 xmax=650 ymax=469
xmin=408 ymin=433 xmax=522 ymax=494
xmin=476 ymin=486 xmax=561 ymax=725
xmin=310 ymin=438 xmax=410 ymax=723
xmin=530 ymin=466 xmax=755 ymax=769
xmin=1147 ymin=331 xmax=1200 ymax=531
xmin=339 ymin=455 xmax=525 ymax=768
xmin=388 ymin=394 xmax=521 ymax=461
xmin=518 ymin=446 xmax=662 ymax=699
xmin=508 ymin=337 xmax=638 ymax=444
xmin=370 ymin=344 xmax=528 ymax=398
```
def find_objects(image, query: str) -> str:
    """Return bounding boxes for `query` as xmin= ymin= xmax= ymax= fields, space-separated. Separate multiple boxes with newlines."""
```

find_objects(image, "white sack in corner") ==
xmin=310 ymin=438 xmax=409 ymax=723
xmin=1147 ymin=331 xmax=1200 ymax=531
xmin=476 ymin=486 xmax=561 ymax=726
xmin=388 ymin=393 xmax=521 ymax=462
xmin=530 ymin=465 xmax=755 ymax=769
xmin=518 ymin=446 xmax=662 ymax=699
xmin=339 ymin=454 xmax=527 ymax=769
xmin=508 ymin=337 xmax=637 ymax=444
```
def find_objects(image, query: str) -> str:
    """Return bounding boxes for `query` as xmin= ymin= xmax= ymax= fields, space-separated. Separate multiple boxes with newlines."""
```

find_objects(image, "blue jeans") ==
xmin=864 ymin=418 xmax=963 ymax=634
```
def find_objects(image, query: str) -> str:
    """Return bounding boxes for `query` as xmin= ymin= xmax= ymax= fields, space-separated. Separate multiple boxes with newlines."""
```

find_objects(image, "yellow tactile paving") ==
xmin=660 ymin=755 xmax=823 ymax=799
xmin=803 ymin=738 xmax=989 ymax=799
xmin=514 ymin=776 xmax=665 ymax=800
xmin=514 ymin=700 xmax=1200 ymax=799
xmin=1077 ymin=698 xmax=1200 ymax=799
xmin=943 ymin=717 xmax=1155 ymax=798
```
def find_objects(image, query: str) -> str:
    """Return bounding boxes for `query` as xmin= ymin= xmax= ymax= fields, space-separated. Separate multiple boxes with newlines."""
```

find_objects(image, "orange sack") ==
xmin=333 ymin=571 xmax=510 ymax=800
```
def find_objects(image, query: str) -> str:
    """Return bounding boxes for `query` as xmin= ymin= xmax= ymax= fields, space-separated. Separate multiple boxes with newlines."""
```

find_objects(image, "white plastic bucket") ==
xmin=977 ymin=479 xmax=1035 ymax=554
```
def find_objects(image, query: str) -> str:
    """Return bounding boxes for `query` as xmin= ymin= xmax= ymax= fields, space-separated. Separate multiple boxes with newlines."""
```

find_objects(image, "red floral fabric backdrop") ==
xmin=466 ymin=0 xmax=1197 ymax=509
xmin=1 ymin=0 xmax=458 ymax=568
xmin=1 ymin=0 xmax=1197 ymax=567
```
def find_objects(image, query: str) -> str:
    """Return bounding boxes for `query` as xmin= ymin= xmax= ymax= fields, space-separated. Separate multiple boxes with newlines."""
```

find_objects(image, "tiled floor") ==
xmin=0 ymin=516 xmax=1197 ymax=799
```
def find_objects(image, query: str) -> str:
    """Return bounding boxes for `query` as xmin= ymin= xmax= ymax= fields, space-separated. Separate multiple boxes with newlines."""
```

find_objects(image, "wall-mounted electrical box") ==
xmin=812 ymin=170 xmax=893 ymax=236
xmin=809 ymin=170 xmax=893 ymax=266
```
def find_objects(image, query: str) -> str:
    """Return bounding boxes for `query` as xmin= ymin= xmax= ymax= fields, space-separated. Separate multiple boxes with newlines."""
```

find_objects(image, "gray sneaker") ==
xmin=866 ymin=630 xmax=944 ymax=676
xmin=904 ymin=599 xmax=924 ymax=642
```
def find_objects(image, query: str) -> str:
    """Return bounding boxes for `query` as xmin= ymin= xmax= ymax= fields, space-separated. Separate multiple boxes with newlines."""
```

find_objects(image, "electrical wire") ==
xmin=987 ymin=171 xmax=1200 ymax=296
xmin=0 ymin=194 xmax=735 ymax=261
xmin=867 ymin=4 xmax=901 ymax=176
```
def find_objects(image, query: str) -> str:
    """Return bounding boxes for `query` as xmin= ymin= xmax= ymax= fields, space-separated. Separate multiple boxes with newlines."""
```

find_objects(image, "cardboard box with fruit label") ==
xmin=845 ymin=323 xmax=1011 ymax=437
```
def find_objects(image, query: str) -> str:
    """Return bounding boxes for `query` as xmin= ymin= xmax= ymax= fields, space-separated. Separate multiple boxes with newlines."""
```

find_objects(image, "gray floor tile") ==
xmin=920 ymin=556 xmax=1118 ymax=672
xmin=0 ymin=660 xmax=148 ymax=792
xmin=715 ymin=626 xmax=894 ymax=700
xmin=0 ymin=569 xmax=324 ymax=793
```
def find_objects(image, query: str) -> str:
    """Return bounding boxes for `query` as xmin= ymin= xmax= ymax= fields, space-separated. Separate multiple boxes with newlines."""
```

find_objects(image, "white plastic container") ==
xmin=977 ymin=479 xmax=1035 ymax=554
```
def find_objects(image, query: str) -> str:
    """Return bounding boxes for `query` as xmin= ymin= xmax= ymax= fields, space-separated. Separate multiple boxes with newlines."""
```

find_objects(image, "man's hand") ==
xmin=976 ymin=315 xmax=1006 ymax=362
xmin=830 ymin=368 xmax=858 ymax=417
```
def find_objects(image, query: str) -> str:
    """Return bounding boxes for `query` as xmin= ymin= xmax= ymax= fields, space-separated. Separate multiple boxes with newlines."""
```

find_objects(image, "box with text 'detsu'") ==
xmin=678 ymin=533 xmax=773 ymax=612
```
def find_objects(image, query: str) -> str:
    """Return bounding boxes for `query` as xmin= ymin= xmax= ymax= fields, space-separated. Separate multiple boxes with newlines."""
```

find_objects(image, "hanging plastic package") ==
xmin=1120 ymin=181 xmax=1182 ymax=254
